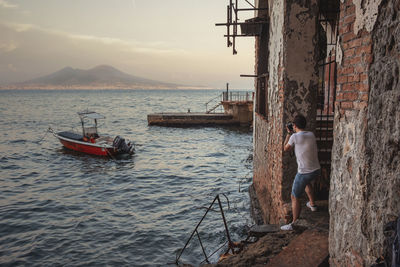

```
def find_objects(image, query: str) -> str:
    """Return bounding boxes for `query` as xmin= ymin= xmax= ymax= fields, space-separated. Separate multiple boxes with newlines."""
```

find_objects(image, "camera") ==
xmin=286 ymin=122 xmax=294 ymax=133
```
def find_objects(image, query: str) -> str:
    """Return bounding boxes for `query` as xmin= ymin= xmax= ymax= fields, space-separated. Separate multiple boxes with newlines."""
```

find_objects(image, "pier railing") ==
xmin=222 ymin=91 xmax=253 ymax=102
xmin=206 ymin=91 xmax=253 ymax=113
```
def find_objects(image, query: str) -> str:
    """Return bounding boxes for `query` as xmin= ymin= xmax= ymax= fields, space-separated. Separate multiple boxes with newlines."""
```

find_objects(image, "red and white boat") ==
xmin=52 ymin=111 xmax=134 ymax=157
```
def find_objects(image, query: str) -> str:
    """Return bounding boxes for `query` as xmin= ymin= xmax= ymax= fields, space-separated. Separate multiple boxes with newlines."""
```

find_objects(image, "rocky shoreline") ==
xmin=199 ymin=192 xmax=330 ymax=267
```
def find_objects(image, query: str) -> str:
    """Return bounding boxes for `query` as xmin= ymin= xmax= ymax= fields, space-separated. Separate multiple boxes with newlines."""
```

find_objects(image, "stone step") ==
xmin=265 ymin=229 xmax=329 ymax=267
xmin=248 ymin=224 xmax=280 ymax=238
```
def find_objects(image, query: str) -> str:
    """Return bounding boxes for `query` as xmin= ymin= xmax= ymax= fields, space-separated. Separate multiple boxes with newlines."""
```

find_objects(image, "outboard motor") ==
xmin=113 ymin=136 xmax=135 ymax=154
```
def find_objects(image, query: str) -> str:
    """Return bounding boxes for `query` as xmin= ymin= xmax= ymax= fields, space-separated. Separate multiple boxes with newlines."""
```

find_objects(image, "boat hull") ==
xmin=59 ymin=138 xmax=115 ymax=156
xmin=53 ymin=132 xmax=120 ymax=156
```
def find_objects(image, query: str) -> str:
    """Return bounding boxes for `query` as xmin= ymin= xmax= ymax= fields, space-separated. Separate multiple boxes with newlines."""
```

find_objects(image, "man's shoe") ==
xmin=280 ymin=223 xmax=293 ymax=231
xmin=306 ymin=201 xmax=317 ymax=211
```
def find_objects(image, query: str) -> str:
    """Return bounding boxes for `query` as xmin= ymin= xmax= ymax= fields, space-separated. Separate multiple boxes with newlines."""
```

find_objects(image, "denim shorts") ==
xmin=291 ymin=169 xmax=321 ymax=198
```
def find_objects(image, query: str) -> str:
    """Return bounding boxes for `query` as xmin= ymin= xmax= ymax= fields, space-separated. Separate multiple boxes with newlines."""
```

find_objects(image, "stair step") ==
xmin=206 ymin=103 xmax=222 ymax=113
xmin=318 ymin=148 xmax=332 ymax=153
xmin=316 ymin=127 xmax=333 ymax=131
xmin=317 ymin=138 xmax=333 ymax=141
xmin=319 ymin=161 xmax=332 ymax=166
xmin=316 ymin=113 xmax=334 ymax=118
xmin=318 ymin=153 xmax=332 ymax=162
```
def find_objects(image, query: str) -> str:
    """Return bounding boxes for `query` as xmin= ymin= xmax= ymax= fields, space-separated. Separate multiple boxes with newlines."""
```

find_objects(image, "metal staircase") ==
xmin=315 ymin=114 xmax=334 ymax=199
xmin=205 ymin=93 xmax=223 ymax=114
xmin=206 ymin=103 xmax=223 ymax=114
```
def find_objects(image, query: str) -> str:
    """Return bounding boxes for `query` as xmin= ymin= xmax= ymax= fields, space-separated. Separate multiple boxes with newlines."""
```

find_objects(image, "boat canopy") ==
xmin=78 ymin=111 xmax=105 ymax=120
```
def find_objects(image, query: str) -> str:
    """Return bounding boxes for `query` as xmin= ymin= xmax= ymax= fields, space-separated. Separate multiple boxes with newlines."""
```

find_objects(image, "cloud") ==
xmin=0 ymin=0 xmax=18 ymax=9
xmin=2 ymin=22 xmax=34 ymax=32
xmin=68 ymin=33 xmax=188 ymax=56
xmin=0 ymin=41 xmax=17 ymax=52
xmin=13 ymin=23 xmax=33 ymax=32
xmin=1 ymin=21 xmax=187 ymax=56
xmin=7 ymin=63 xmax=16 ymax=71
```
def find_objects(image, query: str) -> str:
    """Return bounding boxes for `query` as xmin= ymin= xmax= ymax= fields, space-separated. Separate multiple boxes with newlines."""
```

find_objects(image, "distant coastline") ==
xmin=0 ymin=65 xmax=212 ymax=90
xmin=0 ymin=85 xmax=213 ymax=90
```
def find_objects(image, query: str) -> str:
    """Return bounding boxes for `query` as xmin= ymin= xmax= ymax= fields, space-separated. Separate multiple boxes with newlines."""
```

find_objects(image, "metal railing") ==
xmin=205 ymin=91 xmax=253 ymax=113
xmin=205 ymin=93 xmax=223 ymax=113
xmin=315 ymin=4 xmax=339 ymax=199
xmin=222 ymin=91 xmax=253 ymax=102
xmin=175 ymin=194 xmax=240 ymax=266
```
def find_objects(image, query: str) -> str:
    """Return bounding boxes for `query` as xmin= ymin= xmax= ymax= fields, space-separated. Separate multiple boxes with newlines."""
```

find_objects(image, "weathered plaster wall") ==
xmin=253 ymin=114 xmax=288 ymax=223
xmin=282 ymin=0 xmax=319 ymax=198
xmin=253 ymin=0 xmax=319 ymax=224
xmin=352 ymin=0 xmax=382 ymax=34
xmin=330 ymin=0 xmax=400 ymax=265
xmin=253 ymin=0 xmax=286 ymax=224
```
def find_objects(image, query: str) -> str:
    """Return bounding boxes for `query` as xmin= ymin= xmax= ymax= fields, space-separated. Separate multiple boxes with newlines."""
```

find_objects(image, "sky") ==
xmin=0 ymin=0 xmax=256 ymax=89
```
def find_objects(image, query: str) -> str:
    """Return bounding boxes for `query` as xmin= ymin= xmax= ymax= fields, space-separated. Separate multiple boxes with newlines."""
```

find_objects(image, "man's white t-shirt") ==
xmin=288 ymin=131 xmax=320 ymax=174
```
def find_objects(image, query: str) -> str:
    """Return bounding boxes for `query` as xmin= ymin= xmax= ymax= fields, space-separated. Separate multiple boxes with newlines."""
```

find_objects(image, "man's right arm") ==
xmin=284 ymin=133 xmax=293 ymax=152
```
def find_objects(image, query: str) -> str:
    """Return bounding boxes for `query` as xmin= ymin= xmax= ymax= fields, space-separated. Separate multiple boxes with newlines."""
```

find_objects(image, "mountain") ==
xmin=2 ymin=65 xmax=197 ymax=90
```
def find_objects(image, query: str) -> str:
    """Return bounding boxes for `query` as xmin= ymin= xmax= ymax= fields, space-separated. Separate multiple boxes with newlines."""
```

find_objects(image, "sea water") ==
xmin=0 ymin=89 xmax=253 ymax=266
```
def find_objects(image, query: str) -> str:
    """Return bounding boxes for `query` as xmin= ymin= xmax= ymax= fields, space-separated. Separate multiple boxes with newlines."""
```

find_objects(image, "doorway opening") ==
xmin=315 ymin=0 xmax=340 ymax=200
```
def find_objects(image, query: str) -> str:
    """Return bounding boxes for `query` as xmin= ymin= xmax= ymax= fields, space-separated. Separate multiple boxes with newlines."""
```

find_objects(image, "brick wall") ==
xmin=336 ymin=0 xmax=371 ymax=115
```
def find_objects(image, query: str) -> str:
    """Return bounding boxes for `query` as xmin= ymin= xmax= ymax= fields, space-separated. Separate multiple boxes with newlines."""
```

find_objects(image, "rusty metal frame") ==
xmin=215 ymin=0 xmax=268 ymax=54
xmin=317 ymin=5 xmax=339 ymax=121
xmin=315 ymin=0 xmax=340 ymax=199
xmin=175 ymin=194 xmax=234 ymax=265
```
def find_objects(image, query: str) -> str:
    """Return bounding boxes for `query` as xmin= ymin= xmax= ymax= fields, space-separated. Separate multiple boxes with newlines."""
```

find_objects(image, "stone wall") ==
xmin=366 ymin=0 xmax=400 ymax=262
xmin=253 ymin=0 xmax=319 ymax=224
xmin=329 ymin=0 xmax=400 ymax=265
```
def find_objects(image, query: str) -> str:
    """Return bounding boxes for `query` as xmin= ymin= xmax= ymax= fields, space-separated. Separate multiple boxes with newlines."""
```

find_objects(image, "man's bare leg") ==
xmin=291 ymin=194 xmax=301 ymax=223
xmin=305 ymin=184 xmax=315 ymax=206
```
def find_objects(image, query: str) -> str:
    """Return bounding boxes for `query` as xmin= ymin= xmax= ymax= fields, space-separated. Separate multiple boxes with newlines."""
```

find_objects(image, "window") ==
xmin=256 ymin=75 xmax=268 ymax=118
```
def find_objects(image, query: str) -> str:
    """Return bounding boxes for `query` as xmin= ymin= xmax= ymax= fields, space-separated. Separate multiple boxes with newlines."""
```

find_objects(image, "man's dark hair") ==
xmin=293 ymin=114 xmax=306 ymax=129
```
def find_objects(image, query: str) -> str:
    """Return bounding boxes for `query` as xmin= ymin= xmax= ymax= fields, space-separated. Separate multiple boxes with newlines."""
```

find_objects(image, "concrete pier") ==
xmin=147 ymin=112 xmax=237 ymax=126
xmin=221 ymin=100 xmax=253 ymax=125
xmin=147 ymin=90 xmax=254 ymax=127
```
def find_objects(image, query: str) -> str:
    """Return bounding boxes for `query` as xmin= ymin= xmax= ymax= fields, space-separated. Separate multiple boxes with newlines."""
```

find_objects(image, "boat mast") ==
xmin=81 ymin=117 xmax=85 ymax=136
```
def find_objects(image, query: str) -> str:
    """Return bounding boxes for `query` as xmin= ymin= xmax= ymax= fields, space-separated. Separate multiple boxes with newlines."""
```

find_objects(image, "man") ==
xmin=281 ymin=114 xmax=321 ymax=231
